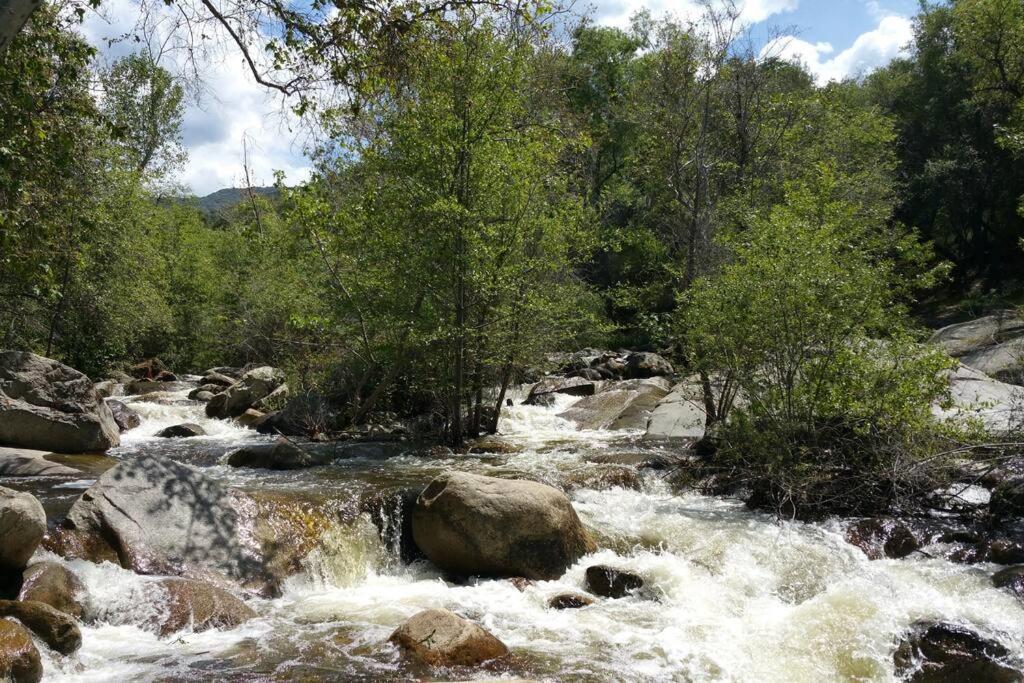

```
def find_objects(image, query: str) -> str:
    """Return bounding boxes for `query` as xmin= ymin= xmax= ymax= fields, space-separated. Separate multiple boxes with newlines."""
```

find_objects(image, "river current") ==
xmin=5 ymin=382 xmax=1023 ymax=682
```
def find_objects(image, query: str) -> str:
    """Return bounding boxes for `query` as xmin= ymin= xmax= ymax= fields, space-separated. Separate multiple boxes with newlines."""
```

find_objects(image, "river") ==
xmin=7 ymin=381 xmax=1024 ymax=682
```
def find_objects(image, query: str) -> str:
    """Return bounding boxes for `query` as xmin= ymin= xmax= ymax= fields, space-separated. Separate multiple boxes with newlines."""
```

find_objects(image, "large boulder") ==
xmin=18 ymin=562 xmax=85 ymax=619
xmin=412 ymin=472 xmax=596 ymax=580
xmin=388 ymin=609 xmax=508 ymax=667
xmin=623 ymin=352 xmax=673 ymax=379
xmin=0 ymin=488 xmax=46 ymax=573
xmin=0 ymin=619 xmax=42 ymax=683
xmin=644 ymin=380 xmax=707 ymax=441
xmin=107 ymin=400 xmax=141 ymax=433
xmin=0 ymin=448 xmax=80 ymax=477
xmin=60 ymin=455 xmax=267 ymax=585
xmin=930 ymin=312 xmax=1024 ymax=356
xmin=524 ymin=376 xmax=597 ymax=406
xmin=0 ymin=351 xmax=120 ymax=452
xmin=932 ymin=364 xmax=1024 ymax=433
xmin=0 ymin=600 xmax=80 ymax=655
xmin=212 ymin=367 xmax=286 ymax=418
xmin=151 ymin=578 xmax=256 ymax=637
xmin=893 ymin=622 xmax=1020 ymax=682
xmin=558 ymin=378 xmax=671 ymax=430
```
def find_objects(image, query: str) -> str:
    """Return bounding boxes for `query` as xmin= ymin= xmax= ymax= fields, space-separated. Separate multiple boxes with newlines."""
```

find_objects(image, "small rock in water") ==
xmin=893 ymin=622 xmax=1020 ymax=682
xmin=0 ymin=619 xmax=42 ymax=683
xmin=155 ymin=423 xmax=206 ymax=438
xmin=0 ymin=599 xmax=81 ymax=654
xmin=226 ymin=438 xmax=318 ymax=470
xmin=548 ymin=592 xmax=594 ymax=609
xmin=509 ymin=577 xmax=533 ymax=592
xmin=107 ymin=400 xmax=141 ymax=432
xmin=844 ymin=518 xmax=920 ymax=560
xmin=18 ymin=562 xmax=85 ymax=619
xmin=585 ymin=565 xmax=643 ymax=598
xmin=992 ymin=565 xmax=1024 ymax=602
xmin=388 ymin=608 xmax=508 ymax=667
xmin=152 ymin=578 xmax=256 ymax=637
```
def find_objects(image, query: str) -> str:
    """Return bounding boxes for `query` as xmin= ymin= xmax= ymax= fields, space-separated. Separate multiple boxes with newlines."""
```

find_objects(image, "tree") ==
xmin=102 ymin=53 xmax=186 ymax=178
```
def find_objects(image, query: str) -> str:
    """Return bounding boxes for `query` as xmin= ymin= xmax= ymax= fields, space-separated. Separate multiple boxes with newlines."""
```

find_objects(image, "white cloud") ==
xmin=592 ymin=0 xmax=797 ymax=30
xmin=80 ymin=0 xmax=311 ymax=196
xmin=764 ymin=14 xmax=913 ymax=84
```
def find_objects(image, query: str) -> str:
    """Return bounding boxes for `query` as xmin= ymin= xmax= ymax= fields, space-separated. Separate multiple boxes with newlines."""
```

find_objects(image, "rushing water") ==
xmin=5 ymin=384 xmax=1024 ymax=682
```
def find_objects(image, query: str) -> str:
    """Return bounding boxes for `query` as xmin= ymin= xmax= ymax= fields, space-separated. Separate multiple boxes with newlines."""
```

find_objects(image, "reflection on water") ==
xmin=3 ymin=383 xmax=1021 ymax=682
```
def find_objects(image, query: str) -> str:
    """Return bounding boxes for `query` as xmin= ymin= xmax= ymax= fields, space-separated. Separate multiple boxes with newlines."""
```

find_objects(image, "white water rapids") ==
xmin=10 ymin=385 xmax=1024 ymax=681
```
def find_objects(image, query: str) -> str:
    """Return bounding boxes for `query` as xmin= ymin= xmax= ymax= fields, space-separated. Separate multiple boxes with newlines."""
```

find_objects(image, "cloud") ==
xmin=764 ymin=14 xmax=913 ymax=84
xmin=79 ymin=0 xmax=311 ymax=195
xmin=592 ymin=0 xmax=797 ymax=30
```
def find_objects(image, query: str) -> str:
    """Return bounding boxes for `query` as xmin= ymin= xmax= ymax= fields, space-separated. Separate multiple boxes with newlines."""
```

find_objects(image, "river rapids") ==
xmin=4 ymin=382 xmax=1023 ymax=682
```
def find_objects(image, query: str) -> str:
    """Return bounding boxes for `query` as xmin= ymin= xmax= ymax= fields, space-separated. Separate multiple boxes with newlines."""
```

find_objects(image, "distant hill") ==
xmin=193 ymin=186 xmax=278 ymax=215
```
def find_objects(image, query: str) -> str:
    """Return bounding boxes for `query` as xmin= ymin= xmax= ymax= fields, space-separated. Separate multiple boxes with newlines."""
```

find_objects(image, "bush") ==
xmin=681 ymin=170 xmax=955 ymax=517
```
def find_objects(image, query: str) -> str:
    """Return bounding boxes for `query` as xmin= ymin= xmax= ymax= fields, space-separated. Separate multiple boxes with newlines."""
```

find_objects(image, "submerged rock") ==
xmin=155 ymin=423 xmax=205 ymax=438
xmin=548 ymin=592 xmax=594 ymax=609
xmin=226 ymin=438 xmax=319 ymax=470
xmin=18 ymin=562 xmax=85 ymax=619
xmin=844 ymin=518 xmax=921 ymax=560
xmin=0 ymin=351 xmax=120 ymax=452
xmin=584 ymin=565 xmax=643 ymax=598
xmin=107 ymin=400 xmax=141 ymax=433
xmin=388 ymin=609 xmax=508 ymax=667
xmin=893 ymin=622 xmax=1020 ymax=682
xmin=0 ymin=619 xmax=42 ymax=683
xmin=152 ymin=578 xmax=256 ymax=637
xmin=0 ymin=487 xmax=46 ymax=573
xmin=0 ymin=599 xmax=81 ymax=654
xmin=412 ymin=472 xmax=596 ymax=580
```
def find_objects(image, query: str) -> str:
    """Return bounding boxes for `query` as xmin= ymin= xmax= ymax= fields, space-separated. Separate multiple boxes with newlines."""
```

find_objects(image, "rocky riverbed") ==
xmin=0 ymin=347 xmax=1023 ymax=681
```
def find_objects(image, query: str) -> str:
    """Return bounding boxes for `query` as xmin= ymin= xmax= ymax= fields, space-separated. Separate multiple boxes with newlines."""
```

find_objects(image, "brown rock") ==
xmin=153 ymin=578 xmax=256 ymax=637
xmin=0 ymin=619 xmax=42 ymax=682
xmin=0 ymin=487 xmax=46 ymax=573
xmin=388 ymin=609 xmax=508 ymax=667
xmin=893 ymin=622 xmax=1020 ymax=682
xmin=585 ymin=565 xmax=643 ymax=598
xmin=845 ymin=518 xmax=920 ymax=560
xmin=548 ymin=592 xmax=594 ymax=609
xmin=18 ymin=562 xmax=85 ymax=619
xmin=0 ymin=600 xmax=81 ymax=654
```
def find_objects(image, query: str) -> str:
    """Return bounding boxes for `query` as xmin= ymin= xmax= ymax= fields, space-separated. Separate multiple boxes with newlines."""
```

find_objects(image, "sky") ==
xmin=81 ymin=0 xmax=923 ymax=196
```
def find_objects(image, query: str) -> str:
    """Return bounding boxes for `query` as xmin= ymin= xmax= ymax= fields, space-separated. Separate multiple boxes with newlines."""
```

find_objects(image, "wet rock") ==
xmin=107 ymin=399 xmax=141 ymax=433
xmin=0 ymin=619 xmax=42 ymax=683
xmin=844 ymin=518 xmax=921 ymax=560
xmin=0 ymin=487 xmax=46 ymax=573
xmin=992 ymin=565 xmax=1024 ymax=602
xmin=991 ymin=477 xmax=1024 ymax=518
xmin=560 ymin=466 xmax=641 ymax=492
xmin=548 ymin=592 xmax=594 ymax=609
xmin=360 ymin=487 xmax=423 ymax=564
xmin=412 ymin=472 xmax=596 ymax=580
xmin=155 ymin=423 xmax=205 ymax=438
xmin=18 ymin=562 xmax=85 ymax=619
xmin=524 ymin=376 xmax=597 ymax=406
xmin=62 ymin=455 xmax=269 ymax=584
xmin=0 ymin=599 xmax=80 ymax=654
xmin=226 ymin=438 xmax=319 ymax=470
xmin=235 ymin=409 xmax=265 ymax=429
xmin=509 ymin=577 xmax=533 ymax=592
xmin=893 ymin=622 xmax=1020 ymax=682
xmin=462 ymin=436 xmax=521 ymax=455
xmin=0 ymin=351 xmax=120 ymax=452
xmin=624 ymin=352 xmax=673 ymax=379
xmin=989 ymin=539 xmax=1024 ymax=565
xmin=558 ymin=378 xmax=672 ymax=430
xmin=152 ymin=578 xmax=256 ymax=637
xmin=0 ymin=448 xmax=80 ymax=477
xmin=388 ymin=609 xmax=508 ymax=667
xmin=210 ymin=366 xmax=286 ymax=419
xmin=585 ymin=565 xmax=643 ymax=598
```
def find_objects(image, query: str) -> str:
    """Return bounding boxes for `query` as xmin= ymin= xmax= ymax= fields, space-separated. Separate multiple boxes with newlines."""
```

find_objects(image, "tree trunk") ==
xmin=0 ymin=0 xmax=40 ymax=54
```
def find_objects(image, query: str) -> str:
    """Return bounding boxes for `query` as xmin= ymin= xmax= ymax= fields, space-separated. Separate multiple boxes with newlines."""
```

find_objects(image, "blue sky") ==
xmin=82 ymin=0 xmax=925 ymax=195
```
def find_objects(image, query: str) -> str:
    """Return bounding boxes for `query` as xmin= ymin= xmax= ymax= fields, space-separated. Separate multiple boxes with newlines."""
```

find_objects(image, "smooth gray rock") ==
xmin=226 ymin=439 xmax=318 ymax=470
xmin=930 ymin=312 xmax=1024 ymax=357
xmin=558 ymin=378 xmax=671 ymax=430
xmin=0 ymin=351 xmax=120 ymax=452
xmin=0 ymin=447 xmax=80 ymax=477
xmin=933 ymin=364 xmax=1024 ymax=433
xmin=644 ymin=381 xmax=707 ymax=440
xmin=0 ymin=486 xmax=46 ymax=572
